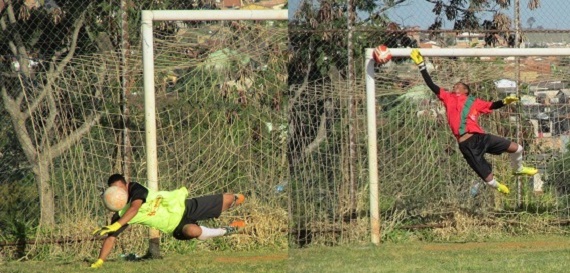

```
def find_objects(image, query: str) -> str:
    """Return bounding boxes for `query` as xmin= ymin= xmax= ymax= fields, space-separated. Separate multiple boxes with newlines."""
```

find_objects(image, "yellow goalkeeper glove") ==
xmin=90 ymin=259 xmax=104 ymax=268
xmin=410 ymin=49 xmax=424 ymax=65
xmin=503 ymin=95 xmax=519 ymax=105
xmin=92 ymin=222 xmax=122 ymax=236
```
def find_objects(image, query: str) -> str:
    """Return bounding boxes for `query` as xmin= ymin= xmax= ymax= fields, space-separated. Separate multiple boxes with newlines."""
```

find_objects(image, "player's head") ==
xmin=107 ymin=173 xmax=127 ymax=187
xmin=453 ymin=82 xmax=470 ymax=95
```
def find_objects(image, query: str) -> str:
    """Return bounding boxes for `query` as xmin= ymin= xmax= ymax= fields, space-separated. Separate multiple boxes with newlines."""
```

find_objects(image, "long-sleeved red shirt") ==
xmin=437 ymin=87 xmax=494 ymax=140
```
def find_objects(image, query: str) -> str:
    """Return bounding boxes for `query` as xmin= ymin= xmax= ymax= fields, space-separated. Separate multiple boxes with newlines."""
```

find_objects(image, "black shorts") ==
xmin=458 ymin=133 xmax=511 ymax=180
xmin=172 ymin=194 xmax=224 ymax=240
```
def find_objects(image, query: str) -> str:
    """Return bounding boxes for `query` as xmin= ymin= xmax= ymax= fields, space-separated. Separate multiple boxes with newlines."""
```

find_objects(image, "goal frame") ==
xmin=141 ymin=9 xmax=288 ymax=256
xmin=364 ymin=47 xmax=570 ymax=246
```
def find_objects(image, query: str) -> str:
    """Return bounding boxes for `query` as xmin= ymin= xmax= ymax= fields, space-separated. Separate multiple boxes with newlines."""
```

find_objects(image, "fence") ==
xmin=1 ymin=1 xmax=287 ymax=260
xmin=2 ymin=0 xmax=570 ymax=261
xmin=288 ymin=0 xmax=570 ymax=246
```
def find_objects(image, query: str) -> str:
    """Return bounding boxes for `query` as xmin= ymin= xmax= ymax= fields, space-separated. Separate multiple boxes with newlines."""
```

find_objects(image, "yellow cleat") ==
xmin=513 ymin=166 xmax=538 ymax=176
xmin=497 ymin=183 xmax=510 ymax=195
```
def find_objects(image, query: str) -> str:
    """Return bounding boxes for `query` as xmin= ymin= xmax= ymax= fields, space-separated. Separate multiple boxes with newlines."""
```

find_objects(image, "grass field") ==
xmin=1 ymin=248 xmax=288 ymax=273
xmin=2 ymin=235 xmax=569 ymax=272
xmin=291 ymin=235 xmax=570 ymax=273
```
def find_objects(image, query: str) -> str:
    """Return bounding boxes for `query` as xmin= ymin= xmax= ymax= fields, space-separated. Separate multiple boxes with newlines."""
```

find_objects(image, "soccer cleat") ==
xmin=223 ymin=220 xmax=246 ymax=235
xmin=232 ymin=194 xmax=245 ymax=208
xmin=496 ymin=183 xmax=510 ymax=195
xmin=513 ymin=166 xmax=538 ymax=176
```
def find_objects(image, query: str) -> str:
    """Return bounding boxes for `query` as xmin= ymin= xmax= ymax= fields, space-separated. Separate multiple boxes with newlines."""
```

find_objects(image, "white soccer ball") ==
xmin=102 ymin=186 xmax=128 ymax=212
xmin=373 ymin=44 xmax=392 ymax=64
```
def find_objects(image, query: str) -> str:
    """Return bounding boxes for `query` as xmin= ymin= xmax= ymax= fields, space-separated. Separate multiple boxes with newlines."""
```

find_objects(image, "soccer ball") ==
xmin=373 ymin=45 xmax=392 ymax=64
xmin=102 ymin=186 xmax=128 ymax=212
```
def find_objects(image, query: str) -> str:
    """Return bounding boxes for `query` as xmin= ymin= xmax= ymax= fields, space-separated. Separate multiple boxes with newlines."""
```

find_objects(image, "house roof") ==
xmin=558 ymin=89 xmax=570 ymax=97
xmin=495 ymin=79 xmax=517 ymax=88
xmin=456 ymin=32 xmax=485 ymax=38
xmin=529 ymin=81 xmax=567 ymax=91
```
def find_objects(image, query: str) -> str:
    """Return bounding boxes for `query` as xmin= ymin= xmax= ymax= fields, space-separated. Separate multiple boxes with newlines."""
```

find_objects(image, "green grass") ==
xmin=290 ymin=235 xmax=570 ymax=273
xmin=2 ymin=236 xmax=570 ymax=273
xmin=1 ymin=248 xmax=287 ymax=273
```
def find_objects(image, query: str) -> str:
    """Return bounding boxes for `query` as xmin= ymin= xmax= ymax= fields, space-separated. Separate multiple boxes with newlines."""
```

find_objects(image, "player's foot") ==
xmin=497 ymin=182 xmax=510 ymax=195
xmin=223 ymin=220 xmax=245 ymax=235
xmin=232 ymin=194 xmax=245 ymax=208
xmin=513 ymin=166 xmax=538 ymax=176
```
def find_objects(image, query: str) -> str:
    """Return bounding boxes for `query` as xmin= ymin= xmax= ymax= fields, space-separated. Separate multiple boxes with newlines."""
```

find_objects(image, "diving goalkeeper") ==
xmin=410 ymin=49 xmax=537 ymax=195
xmin=89 ymin=173 xmax=246 ymax=269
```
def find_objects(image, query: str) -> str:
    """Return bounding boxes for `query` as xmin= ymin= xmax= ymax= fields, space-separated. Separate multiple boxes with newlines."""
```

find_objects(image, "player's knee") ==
xmin=182 ymin=224 xmax=201 ymax=239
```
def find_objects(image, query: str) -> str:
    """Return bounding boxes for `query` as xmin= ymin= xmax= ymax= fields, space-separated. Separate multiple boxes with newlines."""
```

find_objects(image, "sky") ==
xmin=288 ymin=0 xmax=570 ymax=30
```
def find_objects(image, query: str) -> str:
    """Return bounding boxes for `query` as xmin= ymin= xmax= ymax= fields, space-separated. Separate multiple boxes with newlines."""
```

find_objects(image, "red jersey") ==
xmin=437 ymin=88 xmax=493 ymax=140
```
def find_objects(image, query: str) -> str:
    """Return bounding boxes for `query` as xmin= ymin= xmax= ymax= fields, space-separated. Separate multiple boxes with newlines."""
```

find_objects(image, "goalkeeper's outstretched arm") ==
xmin=410 ymin=49 xmax=440 ymax=95
xmin=491 ymin=95 xmax=520 ymax=110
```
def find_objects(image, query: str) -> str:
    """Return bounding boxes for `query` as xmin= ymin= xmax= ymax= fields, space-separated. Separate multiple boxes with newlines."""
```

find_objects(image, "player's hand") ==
xmin=503 ymin=95 xmax=519 ymax=105
xmin=90 ymin=259 xmax=104 ymax=268
xmin=410 ymin=49 xmax=424 ymax=65
xmin=92 ymin=222 xmax=122 ymax=236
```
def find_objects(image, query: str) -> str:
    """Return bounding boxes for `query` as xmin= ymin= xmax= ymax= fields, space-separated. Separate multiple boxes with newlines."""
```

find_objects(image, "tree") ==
xmin=418 ymin=1 xmax=541 ymax=48
xmin=0 ymin=1 xmax=104 ymax=227
xmin=0 ymin=0 xmax=219 ymax=228
xmin=426 ymin=0 xmax=540 ymax=30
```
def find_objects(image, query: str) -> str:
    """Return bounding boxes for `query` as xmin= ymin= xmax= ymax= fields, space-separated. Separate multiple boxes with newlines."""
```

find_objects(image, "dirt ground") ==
xmin=422 ymin=239 xmax=570 ymax=252
xmin=215 ymin=254 xmax=288 ymax=263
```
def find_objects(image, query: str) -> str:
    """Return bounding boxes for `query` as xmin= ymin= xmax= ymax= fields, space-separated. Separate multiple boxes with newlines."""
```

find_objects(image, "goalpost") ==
xmin=141 ymin=9 xmax=288 ymax=256
xmin=365 ymin=47 xmax=570 ymax=245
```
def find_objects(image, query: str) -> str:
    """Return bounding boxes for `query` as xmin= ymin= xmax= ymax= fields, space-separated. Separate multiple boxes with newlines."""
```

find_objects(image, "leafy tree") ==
xmin=0 ymin=0 xmax=225 ymax=228
xmin=425 ymin=0 xmax=541 ymax=47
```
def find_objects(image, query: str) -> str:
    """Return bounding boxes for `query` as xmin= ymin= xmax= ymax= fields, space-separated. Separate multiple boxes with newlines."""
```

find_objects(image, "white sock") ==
xmin=510 ymin=144 xmax=524 ymax=171
xmin=486 ymin=179 xmax=499 ymax=188
xmin=197 ymin=226 xmax=227 ymax=241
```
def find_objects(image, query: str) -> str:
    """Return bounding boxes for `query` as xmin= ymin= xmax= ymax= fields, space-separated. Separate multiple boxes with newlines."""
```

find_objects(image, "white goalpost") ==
xmin=365 ymin=47 xmax=570 ymax=246
xmin=141 ymin=9 xmax=288 ymax=255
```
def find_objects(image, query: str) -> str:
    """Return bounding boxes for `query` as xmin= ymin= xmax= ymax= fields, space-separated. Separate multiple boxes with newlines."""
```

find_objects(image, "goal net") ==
xmin=0 ymin=10 xmax=288 ymax=258
xmin=366 ymin=48 xmax=570 ymax=242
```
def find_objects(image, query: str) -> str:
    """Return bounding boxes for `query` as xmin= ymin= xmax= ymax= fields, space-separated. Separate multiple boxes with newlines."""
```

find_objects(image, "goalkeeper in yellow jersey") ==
xmin=410 ymin=49 xmax=538 ymax=195
xmin=89 ymin=173 xmax=246 ymax=269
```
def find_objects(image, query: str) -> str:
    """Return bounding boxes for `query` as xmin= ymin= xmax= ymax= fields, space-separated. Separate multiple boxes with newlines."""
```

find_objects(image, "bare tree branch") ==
xmin=48 ymin=113 xmax=100 ymax=160
xmin=48 ymin=10 xmax=87 ymax=80
xmin=303 ymin=99 xmax=332 ymax=157
xmin=1 ymin=86 xmax=37 ymax=164
xmin=20 ymin=79 xmax=51 ymax=120
xmin=4 ymin=0 xmax=31 ymax=76
xmin=47 ymin=60 xmax=106 ymax=160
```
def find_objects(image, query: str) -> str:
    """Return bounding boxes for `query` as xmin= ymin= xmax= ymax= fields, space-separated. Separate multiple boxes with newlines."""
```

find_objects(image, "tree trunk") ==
xmin=34 ymin=161 xmax=55 ymax=226
xmin=346 ymin=0 xmax=357 ymax=222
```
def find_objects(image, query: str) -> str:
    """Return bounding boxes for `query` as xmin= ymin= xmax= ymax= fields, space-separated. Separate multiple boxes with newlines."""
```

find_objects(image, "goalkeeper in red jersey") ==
xmin=410 ymin=49 xmax=538 ymax=195
xmin=90 ymin=173 xmax=245 ymax=269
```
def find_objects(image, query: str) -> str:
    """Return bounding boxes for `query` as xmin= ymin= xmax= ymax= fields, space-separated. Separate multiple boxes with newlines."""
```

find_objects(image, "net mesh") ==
xmin=371 ymin=55 xmax=570 ymax=235
xmin=0 ymin=19 xmax=288 ymax=258
xmin=4 ymin=0 xmax=570 ymax=260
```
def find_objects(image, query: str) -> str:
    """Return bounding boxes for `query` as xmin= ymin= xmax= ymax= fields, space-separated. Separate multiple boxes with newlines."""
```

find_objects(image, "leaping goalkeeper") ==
xmin=410 ymin=49 xmax=537 ymax=195
xmin=89 ymin=174 xmax=246 ymax=269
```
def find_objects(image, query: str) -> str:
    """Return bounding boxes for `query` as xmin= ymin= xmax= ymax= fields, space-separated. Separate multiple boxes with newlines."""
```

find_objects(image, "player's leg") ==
xmin=173 ymin=194 xmax=245 ymax=241
xmin=219 ymin=193 xmax=246 ymax=233
xmin=459 ymin=134 xmax=509 ymax=195
xmin=485 ymin=134 xmax=537 ymax=176
xmin=503 ymin=141 xmax=538 ymax=176
xmin=180 ymin=223 xmax=227 ymax=240
xmin=221 ymin=193 xmax=245 ymax=212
